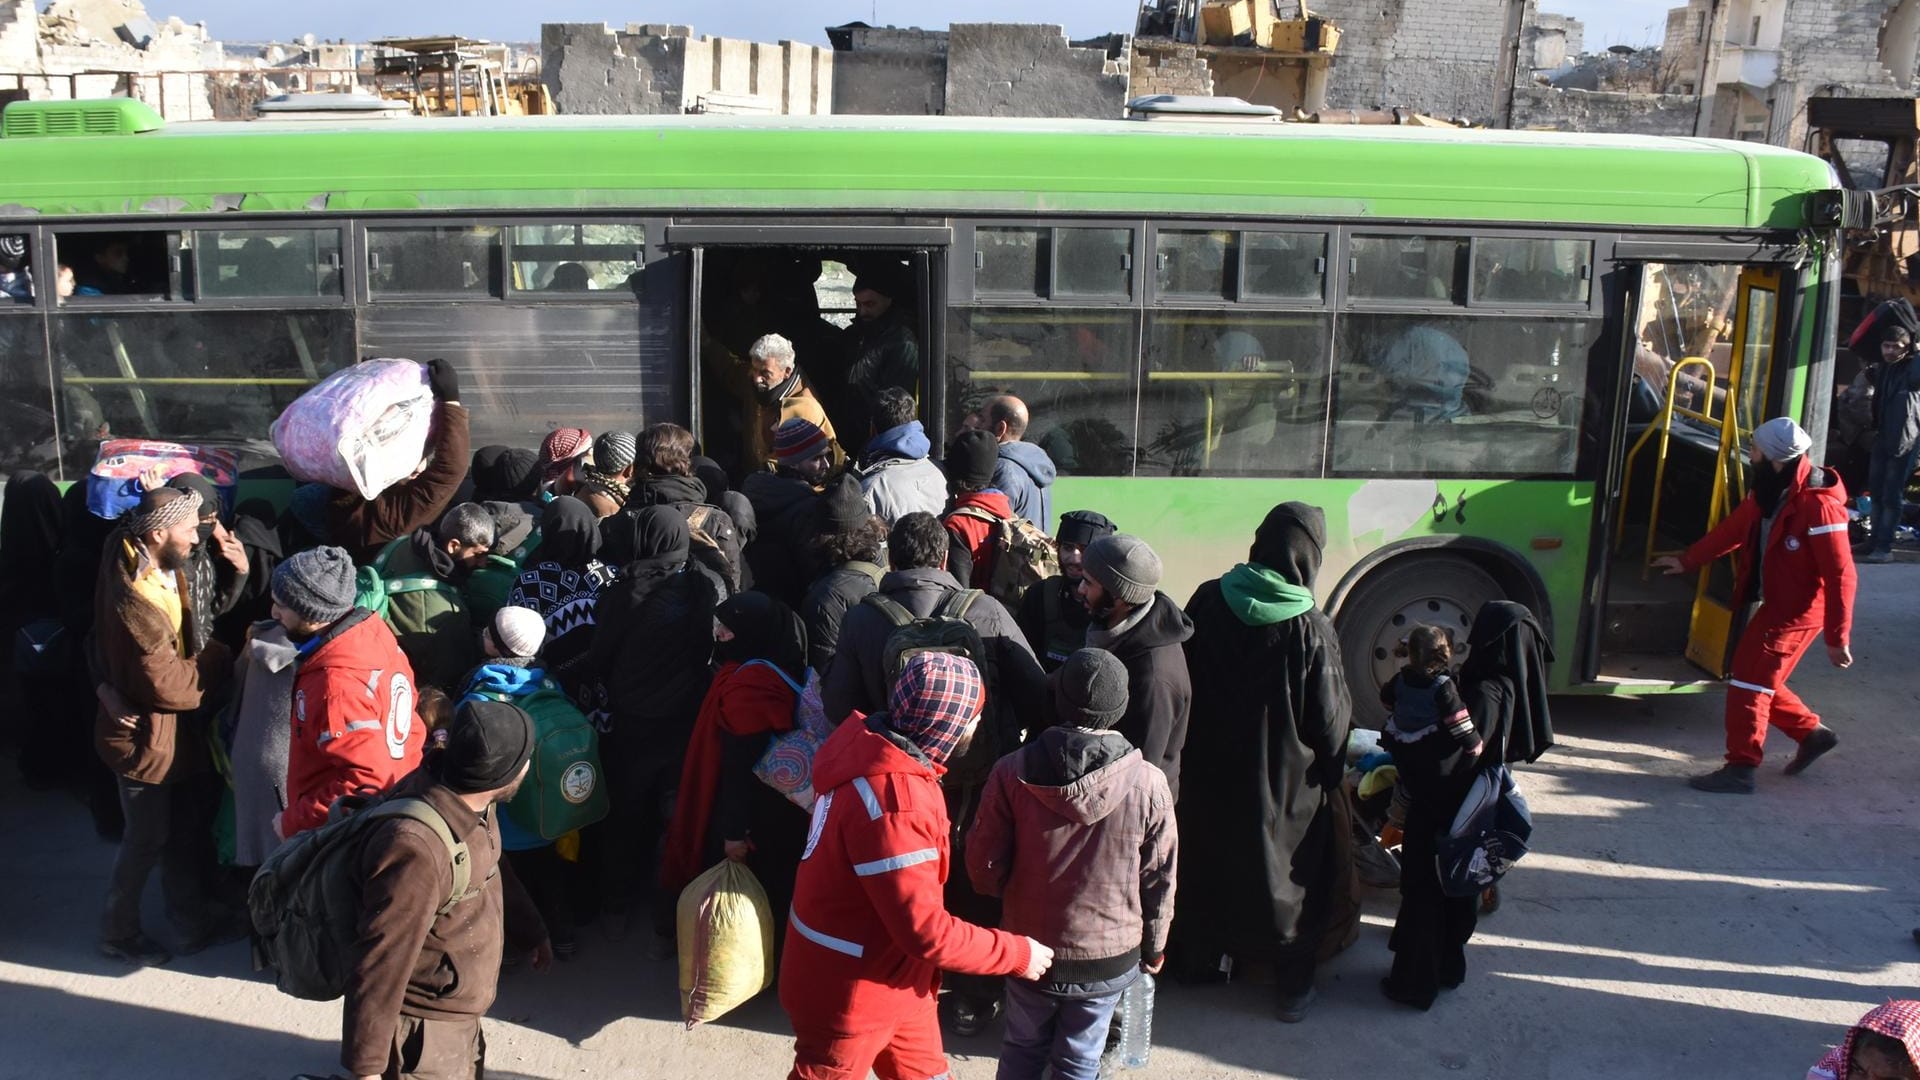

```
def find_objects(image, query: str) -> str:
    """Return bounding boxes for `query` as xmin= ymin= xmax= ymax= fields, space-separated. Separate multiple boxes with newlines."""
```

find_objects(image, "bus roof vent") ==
xmin=2 ymin=98 xmax=166 ymax=139
xmin=1125 ymin=95 xmax=1283 ymax=122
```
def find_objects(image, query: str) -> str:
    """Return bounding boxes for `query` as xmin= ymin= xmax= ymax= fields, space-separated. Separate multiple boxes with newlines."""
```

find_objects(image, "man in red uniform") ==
xmin=1655 ymin=417 xmax=1855 ymax=794
xmin=269 ymin=545 xmax=426 ymax=837
xmin=781 ymin=652 xmax=1053 ymax=1080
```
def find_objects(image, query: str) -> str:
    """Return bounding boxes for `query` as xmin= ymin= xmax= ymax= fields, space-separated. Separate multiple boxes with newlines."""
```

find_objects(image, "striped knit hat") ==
xmin=538 ymin=427 xmax=593 ymax=483
xmin=772 ymin=417 xmax=831 ymax=465
xmin=593 ymin=430 xmax=638 ymax=474
xmin=886 ymin=652 xmax=985 ymax=767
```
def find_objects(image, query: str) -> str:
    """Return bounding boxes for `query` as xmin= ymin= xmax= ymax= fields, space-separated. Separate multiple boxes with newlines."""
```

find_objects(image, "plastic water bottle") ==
xmin=1115 ymin=973 xmax=1156 ymax=1069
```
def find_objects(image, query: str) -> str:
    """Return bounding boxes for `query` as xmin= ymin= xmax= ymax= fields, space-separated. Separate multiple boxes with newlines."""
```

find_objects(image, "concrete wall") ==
xmin=1511 ymin=85 xmax=1699 ymax=135
xmin=942 ymin=23 xmax=1130 ymax=118
xmin=542 ymin=22 xmax=830 ymax=116
xmin=0 ymin=0 xmax=37 ymax=70
xmin=831 ymin=25 xmax=945 ymax=115
xmin=1312 ymin=0 xmax=1527 ymax=120
xmin=1130 ymin=42 xmax=1214 ymax=99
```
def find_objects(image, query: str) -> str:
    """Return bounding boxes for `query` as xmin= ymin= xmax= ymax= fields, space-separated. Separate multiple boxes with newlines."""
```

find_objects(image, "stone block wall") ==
xmin=542 ymin=22 xmax=830 ymax=116
xmin=0 ymin=0 xmax=37 ymax=70
xmin=831 ymin=25 xmax=946 ymax=115
xmin=942 ymin=23 xmax=1130 ymax=118
xmin=1130 ymin=42 xmax=1215 ymax=99
xmin=1312 ymin=0 xmax=1522 ymax=120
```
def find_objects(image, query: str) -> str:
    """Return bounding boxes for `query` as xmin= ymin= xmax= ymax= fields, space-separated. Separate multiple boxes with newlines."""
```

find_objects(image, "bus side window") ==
xmin=948 ymin=306 xmax=1141 ymax=477
xmin=369 ymin=226 xmax=501 ymax=297
xmin=54 ymin=231 xmax=172 ymax=300
xmin=196 ymin=229 xmax=343 ymax=299
xmin=1138 ymin=309 xmax=1331 ymax=478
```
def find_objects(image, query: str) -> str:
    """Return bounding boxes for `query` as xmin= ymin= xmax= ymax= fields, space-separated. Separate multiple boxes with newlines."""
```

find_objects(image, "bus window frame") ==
xmin=1144 ymin=222 xmax=1332 ymax=310
xmin=50 ymin=223 xmax=188 ymax=306
xmin=359 ymin=219 xmax=506 ymax=303
xmin=500 ymin=219 xmax=649 ymax=302
xmin=959 ymin=219 xmax=1144 ymax=306
xmin=1466 ymin=236 xmax=1595 ymax=309
xmin=187 ymin=225 xmax=348 ymax=307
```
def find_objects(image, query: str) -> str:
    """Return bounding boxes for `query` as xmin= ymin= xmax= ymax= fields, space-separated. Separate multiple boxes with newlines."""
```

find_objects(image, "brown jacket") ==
xmin=328 ymin=402 xmax=471 ymax=562
xmin=966 ymin=725 xmax=1178 ymax=983
xmin=92 ymin=534 xmax=232 ymax=785
xmin=748 ymin=380 xmax=842 ymax=472
xmin=342 ymin=772 xmax=545 ymax=1077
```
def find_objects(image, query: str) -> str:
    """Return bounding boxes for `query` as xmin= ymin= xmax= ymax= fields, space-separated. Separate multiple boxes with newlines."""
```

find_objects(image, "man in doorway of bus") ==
xmin=745 ymin=333 xmax=841 ymax=473
xmin=973 ymin=394 xmax=1057 ymax=531
xmin=1859 ymin=300 xmax=1920 ymax=564
xmin=1017 ymin=510 xmax=1118 ymax=672
xmin=1079 ymin=534 xmax=1195 ymax=801
xmin=857 ymin=386 xmax=946 ymax=526
xmin=328 ymin=360 xmax=470 ymax=563
xmin=1654 ymin=417 xmax=1855 ymax=795
xmin=830 ymin=270 xmax=920 ymax=455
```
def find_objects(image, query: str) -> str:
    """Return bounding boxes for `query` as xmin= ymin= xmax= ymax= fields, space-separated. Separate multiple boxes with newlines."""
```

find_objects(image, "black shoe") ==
xmin=1380 ymin=977 xmax=1433 ymax=1011
xmin=1912 ymin=927 xmax=1920 ymax=947
xmin=1688 ymin=765 xmax=1756 ymax=794
xmin=99 ymin=934 xmax=172 ymax=966
xmin=947 ymin=994 xmax=1001 ymax=1037
xmin=1275 ymin=986 xmax=1317 ymax=1023
xmin=1784 ymin=727 xmax=1839 ymax=776
xmin=179 ymin=913 xmax=250 ymax=956
xmin=552 ymin=933 xmax=578 ymax=961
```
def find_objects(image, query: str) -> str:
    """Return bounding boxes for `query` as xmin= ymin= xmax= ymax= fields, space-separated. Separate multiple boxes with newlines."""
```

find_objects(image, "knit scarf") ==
xmin=1220 ymin=561 xmax=1315 ymax=626
xmin=579 ymin=466 xmax=630 ymax=505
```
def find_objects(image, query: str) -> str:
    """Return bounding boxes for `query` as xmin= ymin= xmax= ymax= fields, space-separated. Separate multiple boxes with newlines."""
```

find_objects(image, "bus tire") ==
xmin=1334 ymin=554 xmax=1505 ymax=729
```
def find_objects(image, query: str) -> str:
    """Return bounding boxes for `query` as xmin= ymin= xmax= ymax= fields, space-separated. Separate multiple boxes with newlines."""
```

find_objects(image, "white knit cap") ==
xmin=492 ymin=606 xmax=546 ymax=659
xmin=1752 ymin=417 xmax=1812 ymax=463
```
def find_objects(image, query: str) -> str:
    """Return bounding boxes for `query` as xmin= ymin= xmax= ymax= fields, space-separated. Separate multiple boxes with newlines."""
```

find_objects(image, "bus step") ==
xmin=1600 ymin=599 xmax=1691 ymax=655
xmin=1585 ymin=654 xmax=1718 ymax=695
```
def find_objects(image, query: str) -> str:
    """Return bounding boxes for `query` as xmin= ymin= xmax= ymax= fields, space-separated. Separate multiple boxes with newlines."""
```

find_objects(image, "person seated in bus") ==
xmin=547 ymin=261 xmax=591 ymax=291
xmin=831 ymin=267 xmax=920 ymax=455
xmin=326 ymin=359 xmax=471 ymax=563
xmin=1375 ymin=324 xmax=1471 ymax=424
xmin=72 ymin=237 xmax=141 ymax=296
xmin=0 ymin=235 xmax=30 ymax=301
xmin=743 ymin=332 xmax=840 ymax=473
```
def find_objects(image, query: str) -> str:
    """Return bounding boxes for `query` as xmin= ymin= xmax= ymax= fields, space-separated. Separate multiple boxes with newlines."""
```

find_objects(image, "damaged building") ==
xmin=0 ymin=0 xmax=219 ymax=119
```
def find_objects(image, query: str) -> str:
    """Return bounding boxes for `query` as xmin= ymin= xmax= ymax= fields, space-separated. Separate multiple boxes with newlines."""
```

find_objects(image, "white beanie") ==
xmin=492 ymin=606 xmax=546 ymax=659
xmin=1752 ymin=417 xmax=1812 ymax=463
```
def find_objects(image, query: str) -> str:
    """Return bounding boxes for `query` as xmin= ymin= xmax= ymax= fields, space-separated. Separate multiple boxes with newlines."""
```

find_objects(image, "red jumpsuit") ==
xmin=1680 ymin=457 xmax=1856 ymax=767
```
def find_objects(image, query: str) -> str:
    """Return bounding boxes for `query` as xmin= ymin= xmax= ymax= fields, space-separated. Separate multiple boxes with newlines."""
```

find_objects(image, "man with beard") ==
xmin=272 ymin=546 xmax=426 ymax=838
xmin=829 ymin=272 xmax=920 ymax=453
xmin=368 ymin=502 xmax=494 ymax=692
xmin=1173 ymin=502 xmax=1352 ymax=1023
xmin=1654 ymin=416 xmax=1855 ymax=793
xmin=1016 ymin=510 xmax=1117 ymax=673
xmin=746 ymin=332 xmax=840 ymax=473
xmin=318 ymin=699 xmax=551 ymax=1080
xmin=92 ymin=486 xmax=237 ymax=965
xmin=1077 ymin=533 xmax=1194 ymax=801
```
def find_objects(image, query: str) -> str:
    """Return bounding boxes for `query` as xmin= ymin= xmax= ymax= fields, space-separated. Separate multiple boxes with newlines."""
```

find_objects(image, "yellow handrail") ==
xmin=1615 ymin=357 xmax=1721 ymax=574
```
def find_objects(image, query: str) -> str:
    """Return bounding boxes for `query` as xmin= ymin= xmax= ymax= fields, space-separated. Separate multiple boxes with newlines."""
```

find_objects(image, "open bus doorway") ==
xmin=692 ymin=244 xmax=935 ymax=481
xmin=1596 ymin=260 xmax=1791 ymax=689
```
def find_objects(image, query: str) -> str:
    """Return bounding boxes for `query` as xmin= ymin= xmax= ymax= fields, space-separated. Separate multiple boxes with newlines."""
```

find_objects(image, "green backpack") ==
xmin=464 ymin=528 xmax=540 ymax=624
xmin=248 ymin=796 xmax=479 ymax=1002
xmin=471 ymin=680 xmax=609 ymax=841
xmin=352 ymin=537 xmax=462 ymax=623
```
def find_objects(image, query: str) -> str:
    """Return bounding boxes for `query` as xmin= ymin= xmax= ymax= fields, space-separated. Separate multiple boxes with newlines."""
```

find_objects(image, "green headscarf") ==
xmin=1220 ymin=562 xmax=1315 ymax=626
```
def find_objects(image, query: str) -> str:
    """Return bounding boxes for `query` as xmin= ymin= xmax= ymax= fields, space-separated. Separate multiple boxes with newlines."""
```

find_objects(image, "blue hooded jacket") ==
xmin=992 ymin=440 xmax=1057 ymax=531
xmin=460 ymin=661 xmax=548 ymax=850
xmin=862 ymin=419 xmax=932 ymax=463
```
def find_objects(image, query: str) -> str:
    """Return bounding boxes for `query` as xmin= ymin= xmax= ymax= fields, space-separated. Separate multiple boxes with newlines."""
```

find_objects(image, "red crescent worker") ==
xmin=1654 ymin=416 xmax=1856 ymax=794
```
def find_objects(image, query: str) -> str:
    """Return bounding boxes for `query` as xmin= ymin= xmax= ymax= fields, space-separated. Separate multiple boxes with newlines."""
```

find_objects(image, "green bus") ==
xmin=0 ymin=98 xmax=1845 ymax=700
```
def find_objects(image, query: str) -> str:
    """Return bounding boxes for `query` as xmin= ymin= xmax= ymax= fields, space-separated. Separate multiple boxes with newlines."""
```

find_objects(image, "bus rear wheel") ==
xmin=1335 ymin=555 xmax=1504 ymax=728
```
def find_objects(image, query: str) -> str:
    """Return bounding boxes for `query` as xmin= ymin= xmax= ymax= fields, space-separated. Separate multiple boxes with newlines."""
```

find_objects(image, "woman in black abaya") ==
xmin=1383 ymin=599 xmax=1554 ymax=1009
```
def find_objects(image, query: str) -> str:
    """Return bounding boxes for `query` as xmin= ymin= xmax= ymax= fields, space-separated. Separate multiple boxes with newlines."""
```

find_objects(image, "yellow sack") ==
xmin=554 ymin=829 xmax=581 ymax=863
xmin=676 ymin=859 xmax=775 ymax=1027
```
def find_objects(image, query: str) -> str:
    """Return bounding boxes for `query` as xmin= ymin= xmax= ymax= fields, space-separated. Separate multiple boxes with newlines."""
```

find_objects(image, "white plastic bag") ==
xmin=270 ymin=359 xmax=434 ymax=500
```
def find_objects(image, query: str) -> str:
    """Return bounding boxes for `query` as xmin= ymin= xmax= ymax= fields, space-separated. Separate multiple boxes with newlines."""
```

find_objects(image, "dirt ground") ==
xmin=2 ymin=568 xmax=1916 ymax=1080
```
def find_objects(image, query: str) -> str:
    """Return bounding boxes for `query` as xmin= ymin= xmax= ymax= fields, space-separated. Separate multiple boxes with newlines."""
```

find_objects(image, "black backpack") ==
xmin=248 ymin=796 xmax=481 ymax=1001
xmin=861 ymin=590 xmax=1003 ymax=788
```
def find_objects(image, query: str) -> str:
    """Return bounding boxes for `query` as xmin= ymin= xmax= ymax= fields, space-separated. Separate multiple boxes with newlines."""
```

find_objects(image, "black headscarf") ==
xmin=713 ymin=591 xmax=806 ymax=679
xmin=528 ymin=495 xmax=600 ymax=569
xmin=601 ymin=506 xmax=690 ymax=577
xmin=472 ymin=445 xmax=540 ymax=503
xmin=1459 ymin=600 xmax=1555 ymax=765
xmin=1 ymin=471 xmax=64 ymax=616
xmin=692 ymin=456 xmax=731 ymax=499
xmin=1249 ymin=501 xmax=1326 ymax=590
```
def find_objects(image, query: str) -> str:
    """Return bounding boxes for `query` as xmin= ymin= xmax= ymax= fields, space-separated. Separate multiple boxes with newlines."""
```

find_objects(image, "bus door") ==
xmin=1684 ymin=266 xmax=1782 ymax=677
xmin=665 ymin=223 xmax=950 ymax=474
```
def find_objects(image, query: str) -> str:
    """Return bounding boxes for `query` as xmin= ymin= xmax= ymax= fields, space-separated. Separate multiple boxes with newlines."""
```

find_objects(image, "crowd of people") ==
xmin=1 ymin=350 xmax=1565 ymax=1080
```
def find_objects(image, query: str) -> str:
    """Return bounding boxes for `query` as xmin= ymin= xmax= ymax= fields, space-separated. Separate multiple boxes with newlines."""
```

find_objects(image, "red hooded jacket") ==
xmin=1680 ymin=456 xmax=1856 ymax=647
xmin=283 ymin=609 xmax=425 ymax=836
xmin=778 ymin=712 xmax=1031 ymax=1036
xmin=943 ymin=489 xmax=1015 ymax=592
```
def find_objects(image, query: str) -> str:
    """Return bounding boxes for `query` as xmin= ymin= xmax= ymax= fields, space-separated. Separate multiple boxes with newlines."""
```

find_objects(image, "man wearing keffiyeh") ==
xmin=1808 ymin=1000 xmax=1920 ymax=1080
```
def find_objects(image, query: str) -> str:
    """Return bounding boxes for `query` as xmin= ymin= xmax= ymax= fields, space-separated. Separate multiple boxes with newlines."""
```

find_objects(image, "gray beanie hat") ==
xmin=1082 ymin=533 xmax=1161 ymax=605
xmin=271 ymin=545 xmax=357 ymax=625
xmin=1052 ymin=648 xmax=1130 ymax=729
